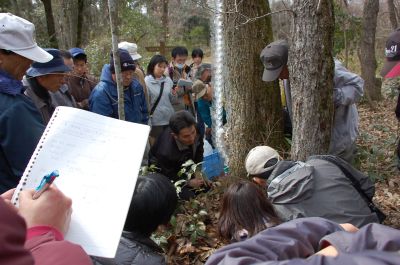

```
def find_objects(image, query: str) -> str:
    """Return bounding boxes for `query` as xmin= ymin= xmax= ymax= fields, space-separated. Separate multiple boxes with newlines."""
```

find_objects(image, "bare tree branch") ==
xmin=190 ymin=0 xmax=293 ymax=27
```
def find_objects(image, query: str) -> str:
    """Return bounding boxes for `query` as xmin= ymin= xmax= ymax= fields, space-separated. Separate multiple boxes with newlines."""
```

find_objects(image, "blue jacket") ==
xmin=0 ymin=71 xmax=45 ymax=193
xmin=89 ymin=65 xmax=148 ymax=124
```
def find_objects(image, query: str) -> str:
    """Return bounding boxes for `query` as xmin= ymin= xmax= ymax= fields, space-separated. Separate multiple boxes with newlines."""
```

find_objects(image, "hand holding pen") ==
xmin=32 ymin=170 xmax=59 ymax=199
xmin=18 ymin=172 xmax=72 ymax=235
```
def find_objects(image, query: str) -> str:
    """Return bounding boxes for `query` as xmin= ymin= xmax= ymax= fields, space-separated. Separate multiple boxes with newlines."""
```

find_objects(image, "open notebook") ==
xmin=12 ymin=106 xmax=150 ymax=258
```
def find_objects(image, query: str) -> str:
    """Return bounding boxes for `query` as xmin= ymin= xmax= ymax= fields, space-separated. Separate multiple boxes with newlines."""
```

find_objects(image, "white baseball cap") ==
xmin=245 ymin=146 xmax=280 ymax=176
xmin=0 ymin=13 xmax=53 ymax=63
xmin=118 ymin=41 xmax=142 ymax=61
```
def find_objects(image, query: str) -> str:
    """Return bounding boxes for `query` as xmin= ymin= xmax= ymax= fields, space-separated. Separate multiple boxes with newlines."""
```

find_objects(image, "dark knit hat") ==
xmin=109 ymin=48 xmax=136 ymax=73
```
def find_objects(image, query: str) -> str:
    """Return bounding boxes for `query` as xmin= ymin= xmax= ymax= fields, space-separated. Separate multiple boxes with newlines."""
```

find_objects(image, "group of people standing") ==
xmin=0 ymin=11 xmax=216 ymax=265
xmin=1 ymin=11 xmax=400 ymax=265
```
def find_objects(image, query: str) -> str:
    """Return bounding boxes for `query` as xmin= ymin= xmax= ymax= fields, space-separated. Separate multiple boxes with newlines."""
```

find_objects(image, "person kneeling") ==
xmin=245 ymin=146 xmax=381 ymax=227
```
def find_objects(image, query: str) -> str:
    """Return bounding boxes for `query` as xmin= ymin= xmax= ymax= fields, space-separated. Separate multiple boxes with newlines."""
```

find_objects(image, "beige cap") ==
xmin=192 ymin=80 xmax=208 ymax=100
xmin=118 ymin=41 xmax=142 ymax=61
xmin=0 ymin=13 xmax=53 ymax=63
xmin=245 ymin=146 xmax=280 ymax=176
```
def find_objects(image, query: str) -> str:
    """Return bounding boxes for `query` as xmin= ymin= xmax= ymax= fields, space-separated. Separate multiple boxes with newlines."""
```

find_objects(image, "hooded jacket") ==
xmin=89 ymin=64 xmax=148 ymax=124
xmin=266 ymin=158 xmax=379 ymax=227
xmin=329 ymin=59 xmax=364 ymax=159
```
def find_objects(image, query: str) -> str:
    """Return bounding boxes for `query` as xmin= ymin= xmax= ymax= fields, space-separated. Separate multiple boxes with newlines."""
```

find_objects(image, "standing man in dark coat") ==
xmin=149 ymin=110 xmax=205 ymax=200
xmin=0 ymin=13 xmax=52 ymax=193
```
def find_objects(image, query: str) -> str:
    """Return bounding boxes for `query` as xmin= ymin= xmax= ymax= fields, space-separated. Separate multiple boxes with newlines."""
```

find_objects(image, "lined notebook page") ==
xmin=12 ymin=106 xmax=150 ymax=258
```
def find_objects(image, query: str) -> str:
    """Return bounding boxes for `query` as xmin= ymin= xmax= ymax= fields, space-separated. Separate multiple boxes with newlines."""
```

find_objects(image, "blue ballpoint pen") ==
xmin=32 ymin=170 xmax=59 ymax=200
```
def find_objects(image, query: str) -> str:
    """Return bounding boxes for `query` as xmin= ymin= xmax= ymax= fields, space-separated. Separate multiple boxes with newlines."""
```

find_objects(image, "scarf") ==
xmin=0 ymin=69 xmax=23 ymax=95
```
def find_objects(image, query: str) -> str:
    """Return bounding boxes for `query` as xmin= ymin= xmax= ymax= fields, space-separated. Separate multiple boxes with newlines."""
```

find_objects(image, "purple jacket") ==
xmin=205 ymin=217 xmax=400 ymax=265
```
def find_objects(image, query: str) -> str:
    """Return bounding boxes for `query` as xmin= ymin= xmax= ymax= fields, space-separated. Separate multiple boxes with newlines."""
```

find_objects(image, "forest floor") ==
xmin=357 ymin=97 xmax=400 ymax=229
xmin=158 ymin=93 xmax=400 ymax=265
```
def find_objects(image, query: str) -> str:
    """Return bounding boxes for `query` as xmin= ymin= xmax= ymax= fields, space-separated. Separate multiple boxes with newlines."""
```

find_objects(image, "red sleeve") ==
xmin=0 ymin=198 xmax=34 ymax=265
xmin=26 ymin=226 xmax=63 ymax=241
xmin=25 ymin=228 xmax=92 ymax=265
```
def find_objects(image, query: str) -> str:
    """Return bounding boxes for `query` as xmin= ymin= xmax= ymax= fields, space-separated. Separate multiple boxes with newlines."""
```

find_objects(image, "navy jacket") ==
xmin=89 ymin=64 xmax=148 ymax=124
xmin=0 ymin=92 xmax=44 ymax=193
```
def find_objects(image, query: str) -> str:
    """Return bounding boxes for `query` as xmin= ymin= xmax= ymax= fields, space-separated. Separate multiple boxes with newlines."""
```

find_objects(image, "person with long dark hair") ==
xmin=218 ymin=181 xmax=281 ymax=242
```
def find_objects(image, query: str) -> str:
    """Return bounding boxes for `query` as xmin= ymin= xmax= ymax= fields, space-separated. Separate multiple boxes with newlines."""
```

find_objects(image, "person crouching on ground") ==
xmin=245 ymin=145 xmax=380 ymax=227
xmin=218 ymin=181 xmax=281 ymax=242
xmin=149 ymin=110 xmax=207 ymax=200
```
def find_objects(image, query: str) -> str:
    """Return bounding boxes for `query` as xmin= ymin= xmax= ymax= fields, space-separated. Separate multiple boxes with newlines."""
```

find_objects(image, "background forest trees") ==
xmin=222 ymin=0 xmax=283 ymax=178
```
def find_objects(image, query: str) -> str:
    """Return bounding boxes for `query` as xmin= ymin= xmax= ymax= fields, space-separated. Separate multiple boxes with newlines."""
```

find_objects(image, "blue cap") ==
xmin=69 ymin=47 xmax=86 ymax=58
xmin=26 ymin=48 xmax=71 ymax=77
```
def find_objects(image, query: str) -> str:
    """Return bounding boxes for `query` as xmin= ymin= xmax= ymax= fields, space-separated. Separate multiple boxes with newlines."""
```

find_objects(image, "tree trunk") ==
xmin=388 ymin=0 xmax=398 ymax=30
xmin=40 ymin=0 xmax=59 ymax=48
xmin=108 ymin=0 xmax=125 ymax=120
xmin=359 ymin=0 xmax=381 ymax=102
xmin=223 ymin=0 xmax=284 ymax=178
xmin=10 ymin=0 xmax=21 ymax=17
xmin=290 ymin=0 xmax=335 ymax=161
xmin=76 ymin=0 xmax=85 ymax=47
xmin=20 ymin=0 xmax=34 ymax=21
xmin=160 ymin=0 xmax=169 ymax=56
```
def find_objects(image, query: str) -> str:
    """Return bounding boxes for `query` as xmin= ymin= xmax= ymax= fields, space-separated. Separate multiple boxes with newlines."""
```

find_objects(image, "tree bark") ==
xmin=160 ymin=0 xmax=169 ymax=56
xmin=223 ymin=0 xmax=284 ymax=178
xmin=388 ymin=0 xmax=398 ymax=30
xmin=290 ymin=0 xmax=335 ymax=161
xmin=40 ymin=0 xmax=59 ymax=48
xmin=10 ymin=0 xmax=21 ymax=17
xmin=359 ymin=0 xmax=381 ymax=102
xmin=76 ymin=0 xmax=85 ymax=47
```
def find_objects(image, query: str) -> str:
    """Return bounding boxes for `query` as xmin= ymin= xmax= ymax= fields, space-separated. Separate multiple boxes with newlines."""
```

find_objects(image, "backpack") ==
xmin=308 ymin=155 xmax=386 ymax=223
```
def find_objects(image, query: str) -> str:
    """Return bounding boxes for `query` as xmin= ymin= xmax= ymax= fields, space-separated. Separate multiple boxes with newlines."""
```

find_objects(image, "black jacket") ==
xmin=149 ymin=127 xmax=203 ymax=182
xmin=92 ymin=231 xmax=165 ymax=265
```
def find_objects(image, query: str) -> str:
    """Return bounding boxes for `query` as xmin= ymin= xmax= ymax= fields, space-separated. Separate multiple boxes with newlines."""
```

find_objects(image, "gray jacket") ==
xmin=49 ymin=84 xmax=77 ymax=108
xmin=145 ymin=75 xmax=177 ymax=126
xmin=329 ymin=59 xmax=364 ymax=159
xmin=205 ymin=217 xmax=400 ymax=265
xmin=267 ymin=158 xmax=379 ymax=227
